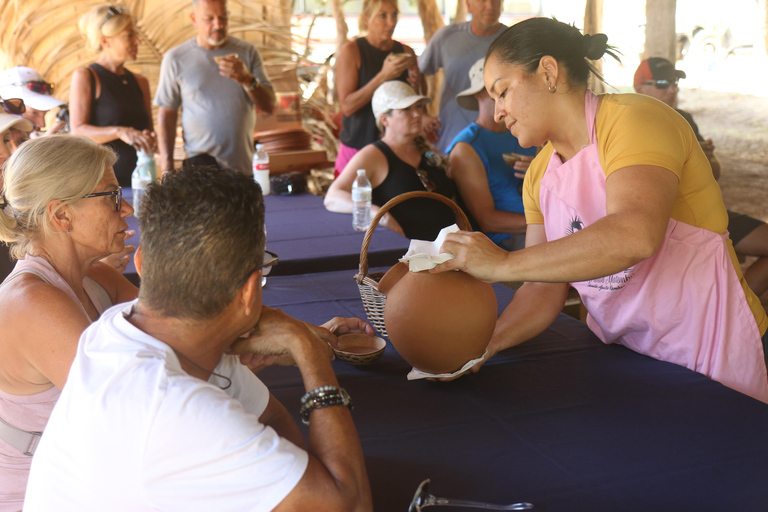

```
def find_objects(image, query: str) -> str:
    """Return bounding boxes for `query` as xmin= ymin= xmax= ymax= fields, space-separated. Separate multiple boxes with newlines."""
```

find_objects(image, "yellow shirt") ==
xmin=523 ymin=93 xmax=767 ymax=335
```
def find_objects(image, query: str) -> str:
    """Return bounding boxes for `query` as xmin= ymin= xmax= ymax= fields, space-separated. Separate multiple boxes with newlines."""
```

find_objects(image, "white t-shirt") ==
xmin=24 ymin=301 xmax=308 ymax=511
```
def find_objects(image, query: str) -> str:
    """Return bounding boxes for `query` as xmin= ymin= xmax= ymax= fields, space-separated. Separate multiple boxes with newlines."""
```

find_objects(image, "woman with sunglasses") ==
xmin=431 ymin=18 xmax=768 ymax=403
xmin=325 ymin=81 xmax=458 ymax=240
xmin=70 ymin=4 xmax=155 ymax=188
xmin=0 ymin=135 xmax=138 ymax=509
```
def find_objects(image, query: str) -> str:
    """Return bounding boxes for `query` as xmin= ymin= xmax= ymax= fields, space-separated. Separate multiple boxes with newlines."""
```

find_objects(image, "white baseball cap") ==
xmin=0 ymin=66 xmax=64 ymax=112
xmin=456 ymin=59 xmax=486 ymax=111
xmin=371 ymin=81 xmax=429 ymax=123
xmin=0 ymin=113 xmax=34 ymax=134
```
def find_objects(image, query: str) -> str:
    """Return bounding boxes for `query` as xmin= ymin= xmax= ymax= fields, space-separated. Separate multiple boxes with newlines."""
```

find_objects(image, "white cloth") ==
xmin=24 ymin=300 xmax=308 ymax=511
xmin=406 ymin=350 xmax=488 ymax=380
xmin=399 ymin=224 xmax=458 ymax=271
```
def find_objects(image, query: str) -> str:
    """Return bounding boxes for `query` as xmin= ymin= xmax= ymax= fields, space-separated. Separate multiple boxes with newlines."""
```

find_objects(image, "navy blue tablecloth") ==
xmin=122 ymin=189 xmax=410 ymax=282
xmin=259 ymin=267 xmax=768 ymax=512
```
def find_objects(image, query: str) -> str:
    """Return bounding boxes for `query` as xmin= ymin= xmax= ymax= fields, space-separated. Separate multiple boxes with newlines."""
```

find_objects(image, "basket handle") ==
xmin=356 ymin=191 xmax=471 ymax=282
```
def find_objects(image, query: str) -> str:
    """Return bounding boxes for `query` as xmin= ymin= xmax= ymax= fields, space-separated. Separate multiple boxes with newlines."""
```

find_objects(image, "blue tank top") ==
xmin=446 ymin=123 xmax=535 ymax=245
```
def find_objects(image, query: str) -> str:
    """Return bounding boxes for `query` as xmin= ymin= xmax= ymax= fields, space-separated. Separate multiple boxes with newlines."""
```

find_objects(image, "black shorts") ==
xmin=727 ymin=210 xmax=764 ymax=246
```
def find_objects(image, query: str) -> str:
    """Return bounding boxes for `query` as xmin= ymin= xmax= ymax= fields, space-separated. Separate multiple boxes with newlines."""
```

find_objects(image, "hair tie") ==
xmin=582 ymin=33 xmax=609 ymax=60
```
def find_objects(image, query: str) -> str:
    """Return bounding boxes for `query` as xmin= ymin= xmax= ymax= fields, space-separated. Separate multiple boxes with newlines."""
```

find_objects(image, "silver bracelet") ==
xmin=299 ymin=385 xmax=353 ymax=425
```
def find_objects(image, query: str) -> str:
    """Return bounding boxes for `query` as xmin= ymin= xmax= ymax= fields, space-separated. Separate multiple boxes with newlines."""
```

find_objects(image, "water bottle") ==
xmin=351 ymin=169 xmax=372 ymax=232
xmin=252 ymin=143 xmax=270 ymax=195
xmin=131 ymin=150 xmax=154 ymax=216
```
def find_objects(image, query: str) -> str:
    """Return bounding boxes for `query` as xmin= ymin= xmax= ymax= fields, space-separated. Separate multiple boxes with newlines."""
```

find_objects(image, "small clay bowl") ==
xmin=502 ymin=153 xmax=522 ymax=166
xmin=333 ymin=333 xmax=386 ymax=366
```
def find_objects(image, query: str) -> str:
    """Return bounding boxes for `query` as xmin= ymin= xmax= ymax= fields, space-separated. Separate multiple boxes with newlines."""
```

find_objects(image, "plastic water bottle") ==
xmin=131 ymin=150 xmax=155 ymax=216
xmin=253 ymin=143 xmax=270 ymax=195
xmin=351 ymin=169 xmax=372 ymax=232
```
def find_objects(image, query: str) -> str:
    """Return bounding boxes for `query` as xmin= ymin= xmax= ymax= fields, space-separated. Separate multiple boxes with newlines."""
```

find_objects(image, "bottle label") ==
xmin=352 ymin=189 xmax=371 ymax=202
xmin=254 ymin=163 xmax=269 ymax=171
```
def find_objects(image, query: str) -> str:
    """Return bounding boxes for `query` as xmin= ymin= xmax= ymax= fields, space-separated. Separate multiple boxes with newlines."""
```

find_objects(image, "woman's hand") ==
xmin=118 ymin=127 xmax=156 ymax=154
xmin=430 ymin=230 xmax=509 ymax=283
xmin=379 ymin=53 xmax=412 ymax=82
xmin=421 ymin=115 xmax=441 ymax=144
xmin=99 ymin=230 xmax=136 ymax=272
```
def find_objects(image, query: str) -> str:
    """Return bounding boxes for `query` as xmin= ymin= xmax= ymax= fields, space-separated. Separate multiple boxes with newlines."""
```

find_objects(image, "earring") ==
xmin=66 ymin=228 xmax=72 ymax=234
xmin=548 ymin=83 xmax=557 ymax=93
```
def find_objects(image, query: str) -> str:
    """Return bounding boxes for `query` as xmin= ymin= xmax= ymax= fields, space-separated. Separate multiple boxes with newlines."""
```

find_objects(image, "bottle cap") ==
xmin=356 ymin=169 xmax=365 ymax=176
xmin=256 ymin=143 xmax=265 ymax=151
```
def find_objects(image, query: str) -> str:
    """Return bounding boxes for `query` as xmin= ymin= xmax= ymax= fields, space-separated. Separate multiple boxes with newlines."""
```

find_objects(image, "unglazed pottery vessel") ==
xmin=379 ymin=262 xmax=497 ymax=374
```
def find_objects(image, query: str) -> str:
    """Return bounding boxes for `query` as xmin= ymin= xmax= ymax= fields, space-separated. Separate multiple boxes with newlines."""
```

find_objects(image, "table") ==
xmin=122 ymin=189 xmax=410 ymax=282
xmin=260 ymin=267 xmax=768 ymax=512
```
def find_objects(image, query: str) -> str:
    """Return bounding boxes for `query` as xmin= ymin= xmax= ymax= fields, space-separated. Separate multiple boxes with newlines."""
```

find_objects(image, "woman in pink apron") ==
xmin=433 ymin=17 xmax=768 ymax=403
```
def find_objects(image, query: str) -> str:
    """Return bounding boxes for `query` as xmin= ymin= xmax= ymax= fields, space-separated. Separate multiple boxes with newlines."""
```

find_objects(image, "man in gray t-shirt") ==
xmin=418 ymin=0 xmax=505 ymax=154
xmin=154 ymin=0 xmax=275 ymax=176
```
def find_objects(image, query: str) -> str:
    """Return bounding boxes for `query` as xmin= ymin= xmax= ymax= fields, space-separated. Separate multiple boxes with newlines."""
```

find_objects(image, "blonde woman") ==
xmin=70 ymin=4 xmax=155 ymax=188
xmin=0 ymin=136 xmax=138 ymax=508
xmin=334 ymin=0 xmax=425 ymax=177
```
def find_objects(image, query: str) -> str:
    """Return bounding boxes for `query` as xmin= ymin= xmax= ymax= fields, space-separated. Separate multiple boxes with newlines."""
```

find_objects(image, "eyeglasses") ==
xmin=415 ymin=169 xmax=436 ymax=192
xmin=643 ymin=78 xmax=679 ymax=90
xmin=0 ymin=98 xmax=25 ymax=115
xmin=101 ymin=5 xmax=128 ymax=30
xmin=236 ymin=250 xmax=279 ymax=288
xmin=82 ymin=187 xmax=122 ymax=212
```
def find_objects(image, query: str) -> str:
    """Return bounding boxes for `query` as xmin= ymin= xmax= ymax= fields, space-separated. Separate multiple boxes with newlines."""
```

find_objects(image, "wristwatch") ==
xmin=244 ymin=75 xmax=260 ymax=91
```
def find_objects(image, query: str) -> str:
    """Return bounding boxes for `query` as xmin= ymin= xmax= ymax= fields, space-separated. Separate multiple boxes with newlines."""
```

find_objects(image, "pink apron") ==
xmin=538 ymin=91 xmax=768 ymax=403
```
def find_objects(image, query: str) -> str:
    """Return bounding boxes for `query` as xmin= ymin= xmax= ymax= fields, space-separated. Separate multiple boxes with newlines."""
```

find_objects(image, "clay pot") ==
xmin=381 ymin=263 xmax=497 ymax=374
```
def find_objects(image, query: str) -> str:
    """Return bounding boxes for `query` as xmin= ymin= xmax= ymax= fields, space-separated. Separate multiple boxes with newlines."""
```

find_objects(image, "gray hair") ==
xmin=0 ymin=135 xmax=117 ymax=260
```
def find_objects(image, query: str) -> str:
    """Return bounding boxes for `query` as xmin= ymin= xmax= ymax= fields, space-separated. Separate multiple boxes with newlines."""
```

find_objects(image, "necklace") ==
xmin=124 ymin=305 xmax=232 ymax=389
xmin=172 ymin=348 xmax=232 ymax=390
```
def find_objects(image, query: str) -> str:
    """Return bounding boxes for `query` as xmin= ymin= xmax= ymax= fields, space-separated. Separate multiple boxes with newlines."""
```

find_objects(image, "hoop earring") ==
xmin=548 ymin=83 xmax=557 ymax=93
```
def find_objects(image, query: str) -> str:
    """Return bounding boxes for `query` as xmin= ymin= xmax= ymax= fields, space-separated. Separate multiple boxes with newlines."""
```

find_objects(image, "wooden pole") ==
xmin=643 ymin=0 xmax=677 ymax=62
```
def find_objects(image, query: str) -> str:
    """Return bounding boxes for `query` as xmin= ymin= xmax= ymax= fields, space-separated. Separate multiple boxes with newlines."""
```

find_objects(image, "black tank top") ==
xmin=371 ymin=140 xmax=459 ymax=240
xmin=339 ymin=38 xmax=408 ymax=150
xmin=88 ymin=64 xmax=151 ymax=187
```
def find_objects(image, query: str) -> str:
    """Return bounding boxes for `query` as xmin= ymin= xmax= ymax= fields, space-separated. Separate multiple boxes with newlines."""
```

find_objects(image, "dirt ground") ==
xmin=679 ymin=88 xmax=768 ymax=222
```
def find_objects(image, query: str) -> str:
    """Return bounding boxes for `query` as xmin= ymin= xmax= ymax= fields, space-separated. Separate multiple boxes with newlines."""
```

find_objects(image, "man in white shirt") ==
xmin=24 ymin=166 xmax=372 ymax=511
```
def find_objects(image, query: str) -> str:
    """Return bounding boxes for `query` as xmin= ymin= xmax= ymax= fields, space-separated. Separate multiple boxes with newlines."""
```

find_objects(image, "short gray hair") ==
xmin=0 ymin=136 xmax=117 ymax=259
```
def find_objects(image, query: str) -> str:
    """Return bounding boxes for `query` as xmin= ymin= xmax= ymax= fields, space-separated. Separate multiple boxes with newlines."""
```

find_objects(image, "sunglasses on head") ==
xmin=643 ymin=78 xmax=678 ymax=90
xmin=13 ymin=81 xmax=55 ymax=95
xmin=101 ymin=5 xmax=128 ymax=29
xmin=0 ymin=98 xmax=25 ymax=115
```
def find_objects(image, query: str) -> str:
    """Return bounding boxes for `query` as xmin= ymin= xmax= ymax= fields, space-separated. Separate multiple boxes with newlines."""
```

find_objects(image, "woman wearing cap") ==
xmin=433 ymin=18 xmax=768 ymax=403
xmin=70 ymin=4 xmax=155 ymax=188
xmin=325 ymin=80 xmax=457 ymax=240
xmin=0 ymin=136 xmax=138 ymax=508
xmin=447 ymin=58 xmax=537 ymax=252
xmin=334 ymin=0 xmax=426 ymax=178
xmin=0 ymin=66 xmax=67 ymax=138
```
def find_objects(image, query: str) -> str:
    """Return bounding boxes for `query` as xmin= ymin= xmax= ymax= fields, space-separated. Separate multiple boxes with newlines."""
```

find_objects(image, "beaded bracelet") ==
xmin=300 ymin=385 xmax=353 ymax=425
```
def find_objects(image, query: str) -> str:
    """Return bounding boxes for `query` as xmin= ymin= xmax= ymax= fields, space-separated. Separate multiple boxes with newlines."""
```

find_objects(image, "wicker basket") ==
xmin=354 ymin=191 xmax=472 ymax=337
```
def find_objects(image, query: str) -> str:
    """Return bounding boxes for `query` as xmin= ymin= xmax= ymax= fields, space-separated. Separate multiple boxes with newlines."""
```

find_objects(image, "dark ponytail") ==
xmin=486 ymin=17 xmax=621 ymax=86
